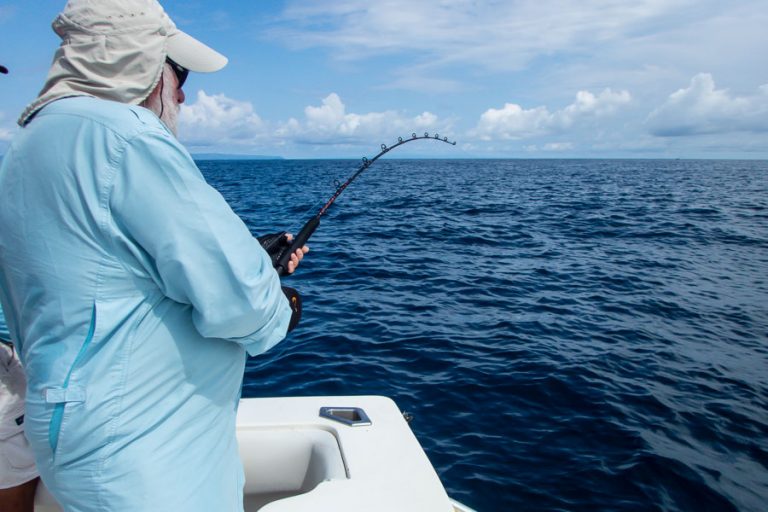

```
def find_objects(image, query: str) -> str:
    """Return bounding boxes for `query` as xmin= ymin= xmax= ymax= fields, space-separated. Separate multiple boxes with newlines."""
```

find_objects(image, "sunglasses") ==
xmin=166 ymin=58 xmax=189 ymax=88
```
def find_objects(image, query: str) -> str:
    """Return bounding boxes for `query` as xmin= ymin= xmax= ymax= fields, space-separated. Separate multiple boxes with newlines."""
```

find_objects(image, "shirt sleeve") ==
xmin=109 ymin=126 xmax=292 ymax=356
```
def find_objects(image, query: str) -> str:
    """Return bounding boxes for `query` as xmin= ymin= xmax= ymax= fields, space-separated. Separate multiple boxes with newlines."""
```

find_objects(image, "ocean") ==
xmin=198 ymin=158 xmax=768 ymax=512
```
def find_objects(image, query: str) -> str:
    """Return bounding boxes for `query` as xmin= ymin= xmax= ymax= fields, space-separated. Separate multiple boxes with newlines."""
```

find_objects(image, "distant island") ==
xmin=192 ymin=153 xmax=284 ymax=161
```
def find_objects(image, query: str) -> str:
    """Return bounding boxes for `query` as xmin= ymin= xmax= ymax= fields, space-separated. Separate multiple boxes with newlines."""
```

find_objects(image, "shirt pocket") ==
xmin=46 ymin=304 xmax=96 ymax=463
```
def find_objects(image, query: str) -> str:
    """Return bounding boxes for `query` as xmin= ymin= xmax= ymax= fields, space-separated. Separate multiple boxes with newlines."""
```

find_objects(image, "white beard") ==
xmin=141 ymin=65 xmax=180 ymax=136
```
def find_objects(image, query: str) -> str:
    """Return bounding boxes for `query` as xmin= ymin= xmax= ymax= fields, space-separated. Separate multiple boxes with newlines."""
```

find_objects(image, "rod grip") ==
xmin=275 ymin=216 xmax=320 ymax=276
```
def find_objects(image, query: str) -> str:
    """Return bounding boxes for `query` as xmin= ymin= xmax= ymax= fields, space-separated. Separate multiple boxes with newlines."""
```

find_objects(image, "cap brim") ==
xmin=167 ymin=30 xmax=227 ymax=73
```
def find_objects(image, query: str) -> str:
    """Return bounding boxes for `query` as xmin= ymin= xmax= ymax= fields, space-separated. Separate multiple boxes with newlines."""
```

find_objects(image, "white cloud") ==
xmin=544 ymin=142 xmax=575 ymax=151
xmin=563 ymin=90 xmax=632 ymax=118
xmin=179 ymin=90 xmax=267 ymax=147
xmin=277 ymin=93 xmax=445 ymax=143
xmin=178 ymin=91 xmax=446 ymax=149
xmin=523 ymin=142 xmax=575 ymax=152
xmin=647 ymin=73 xmax=768 ymax=136
xmin=273 ymin=0 xmax=693 ymax=72
xmin=472 ymin=89 xmax=631 ymax=140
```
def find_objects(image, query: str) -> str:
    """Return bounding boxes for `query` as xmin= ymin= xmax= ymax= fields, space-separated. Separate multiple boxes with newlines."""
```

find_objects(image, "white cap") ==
xmin=19 ymin=0 xmax=227 ymax=125
xmin=167 ymin=29 xmax=228 ymax=73
xmin=52 ymin=0 xmax=228 ymax=73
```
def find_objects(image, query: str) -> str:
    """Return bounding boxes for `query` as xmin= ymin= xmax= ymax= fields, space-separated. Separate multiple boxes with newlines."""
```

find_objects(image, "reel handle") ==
xmin=275 ymin=216 xmax=320 ymax=276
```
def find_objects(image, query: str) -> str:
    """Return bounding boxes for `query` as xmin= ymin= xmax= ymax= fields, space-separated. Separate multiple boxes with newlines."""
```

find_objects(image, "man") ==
xmin=0 ymin=1 xmax=306 ymax=510
xmin=1 ymin=306 xmax=40 ymax=512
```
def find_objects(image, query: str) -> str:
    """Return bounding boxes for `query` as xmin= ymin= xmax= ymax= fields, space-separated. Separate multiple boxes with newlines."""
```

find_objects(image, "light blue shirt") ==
xmin=0 ymin=96 xmax=292 ymax=511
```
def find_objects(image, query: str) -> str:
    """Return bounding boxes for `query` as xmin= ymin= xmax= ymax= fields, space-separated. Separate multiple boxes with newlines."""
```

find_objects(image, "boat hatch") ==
xmin=319 ymin=406 xmax=372 ymax=427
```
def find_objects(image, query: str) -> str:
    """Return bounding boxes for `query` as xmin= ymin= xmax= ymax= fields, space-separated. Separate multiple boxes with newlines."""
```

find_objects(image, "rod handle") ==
xmin=275 ymin=216 xmax=320 ymax=276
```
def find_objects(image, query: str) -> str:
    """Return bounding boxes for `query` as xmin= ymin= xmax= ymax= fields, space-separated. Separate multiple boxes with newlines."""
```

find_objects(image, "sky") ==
xmin=0 ymin=0 xmax=766 ymax=159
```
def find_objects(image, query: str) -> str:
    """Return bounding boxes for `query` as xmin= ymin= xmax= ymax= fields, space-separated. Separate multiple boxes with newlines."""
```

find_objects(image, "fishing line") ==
xmin=265 ymin=133 xmax=456 ymax=276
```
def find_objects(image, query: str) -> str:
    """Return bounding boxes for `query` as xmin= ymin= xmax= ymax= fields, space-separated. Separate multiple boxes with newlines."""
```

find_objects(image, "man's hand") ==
xmin=257 ymin=232 xmax=309 ymax=274
xmin=284 ymin=233 xmax=309 ymax=274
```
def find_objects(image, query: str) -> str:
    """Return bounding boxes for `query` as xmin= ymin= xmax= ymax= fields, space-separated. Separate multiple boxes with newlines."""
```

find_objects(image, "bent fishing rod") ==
xmin=262 ymin=132 xmax=456 ymax=276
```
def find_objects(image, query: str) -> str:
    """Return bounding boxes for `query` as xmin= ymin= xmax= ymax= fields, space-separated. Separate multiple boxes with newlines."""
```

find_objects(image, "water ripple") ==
xmin=200 ymin=159 xmax=768 ymax=512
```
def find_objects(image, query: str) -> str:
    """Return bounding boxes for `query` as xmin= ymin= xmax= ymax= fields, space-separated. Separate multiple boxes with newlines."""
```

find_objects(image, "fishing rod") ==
xmin=261 ymin=132 xmax=456 ymax=276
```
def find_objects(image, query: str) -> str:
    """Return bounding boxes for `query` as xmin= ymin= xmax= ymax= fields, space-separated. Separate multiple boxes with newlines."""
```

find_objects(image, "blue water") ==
xmin=199 ymin=159 xmax=768 ymax=512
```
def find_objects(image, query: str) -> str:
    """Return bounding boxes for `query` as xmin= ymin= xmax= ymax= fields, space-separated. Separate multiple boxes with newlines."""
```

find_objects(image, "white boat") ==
xmin=34 ymin=395 xmax=477 ymax=511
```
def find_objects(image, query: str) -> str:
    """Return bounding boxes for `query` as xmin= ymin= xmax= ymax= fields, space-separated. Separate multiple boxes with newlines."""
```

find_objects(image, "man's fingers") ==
xmin=286 ymin=249 xmax=301 ymax=274
xmin=281 ymin=236 xmax=308 ymax=274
